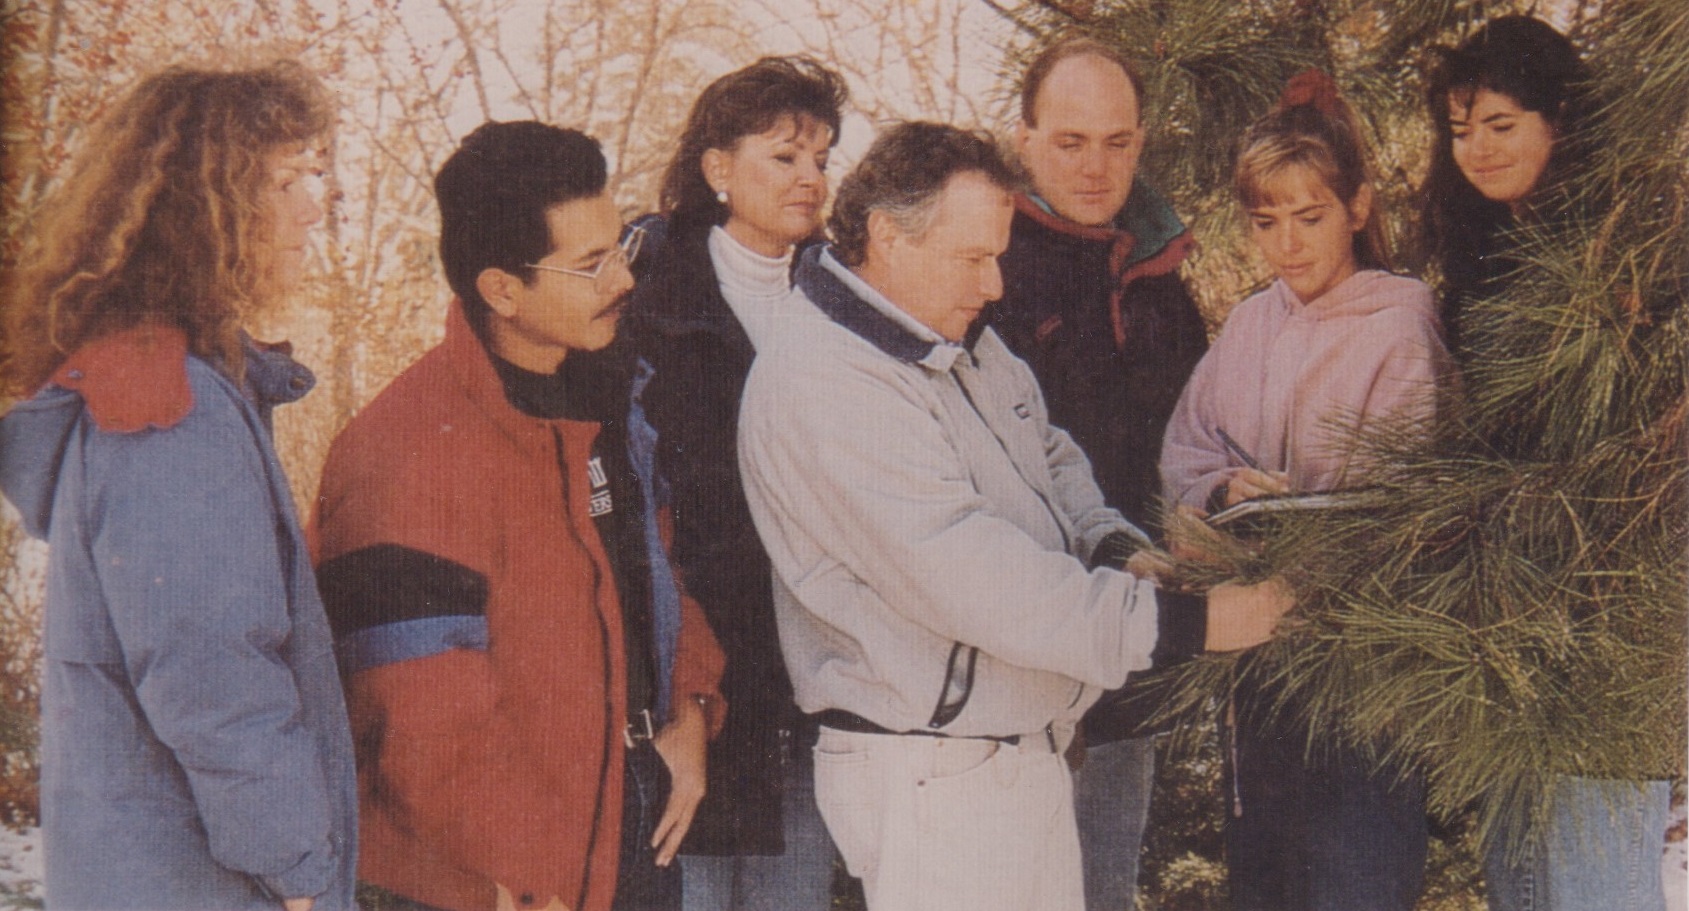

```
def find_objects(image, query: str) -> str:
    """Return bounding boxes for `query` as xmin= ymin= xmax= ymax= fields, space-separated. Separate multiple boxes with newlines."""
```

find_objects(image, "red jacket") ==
xmin=313 ymin=302 xmax=724 ymax=911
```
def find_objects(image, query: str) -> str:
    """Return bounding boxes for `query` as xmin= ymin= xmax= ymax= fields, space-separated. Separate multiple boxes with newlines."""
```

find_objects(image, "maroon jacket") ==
xmin=312 ymin=302 xmax=724 ymax=911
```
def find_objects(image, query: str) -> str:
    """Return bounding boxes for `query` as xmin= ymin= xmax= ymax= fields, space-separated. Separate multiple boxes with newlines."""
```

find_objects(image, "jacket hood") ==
xmin=0 ymin=326 xmax=314 ymax=541
xmin=796 ymin=245 xmax=936 ymax=364
xmin=0 ymin=385 xmax=83 ymax=539
xmin=1115 ymin=181 xmax=1188 ymax=268
xmin=1277 ymin=270 xmax=1437 ymax=323
xmin=0 ymin=324 xmax=194 ymax=540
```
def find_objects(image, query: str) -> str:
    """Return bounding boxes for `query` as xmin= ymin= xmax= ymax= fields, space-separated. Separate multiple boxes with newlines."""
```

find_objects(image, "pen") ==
xmin=1215 ymin=427 xmax=1263 ymax=471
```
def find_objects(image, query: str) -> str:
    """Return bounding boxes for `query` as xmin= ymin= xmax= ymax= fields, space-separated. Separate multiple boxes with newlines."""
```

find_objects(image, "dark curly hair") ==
xmin=827 ymin=122 xmax=1017 ymax=268
xmin=659 ymin=56 xmax=848 ymax=238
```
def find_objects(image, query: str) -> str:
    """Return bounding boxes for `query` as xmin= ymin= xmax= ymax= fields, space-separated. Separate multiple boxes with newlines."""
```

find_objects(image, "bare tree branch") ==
xmin=436 ymin=0 xmax=492 ymax=121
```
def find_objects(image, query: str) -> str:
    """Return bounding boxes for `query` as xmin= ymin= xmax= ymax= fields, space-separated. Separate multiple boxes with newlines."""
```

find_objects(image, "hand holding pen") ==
xmin=1215 ymin=427 xmax=1290 ymax=508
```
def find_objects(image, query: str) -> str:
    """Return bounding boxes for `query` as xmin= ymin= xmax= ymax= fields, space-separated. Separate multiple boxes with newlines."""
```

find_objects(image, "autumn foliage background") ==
xmin=0 ymin=0 xmax=1021 ymax=826
xmin=1 ymin=1 xmax=1678 ymax=908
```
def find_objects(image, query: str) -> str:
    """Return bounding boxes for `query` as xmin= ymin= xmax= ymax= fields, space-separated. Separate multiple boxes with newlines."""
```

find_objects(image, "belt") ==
xmin=813 ymin=709 xmax=1057 ymax=752
xmin=624 ymin=708 xmax=656 ymax=748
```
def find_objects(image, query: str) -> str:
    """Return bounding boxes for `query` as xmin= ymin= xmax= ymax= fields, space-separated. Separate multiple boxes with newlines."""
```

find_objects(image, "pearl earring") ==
xmin=716 ymin=189 xmax=729 ymax=204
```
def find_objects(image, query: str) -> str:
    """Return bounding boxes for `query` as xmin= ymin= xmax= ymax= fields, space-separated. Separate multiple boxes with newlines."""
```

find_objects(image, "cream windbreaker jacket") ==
xmin=739 ymin=247 xmax=1194 ymax=740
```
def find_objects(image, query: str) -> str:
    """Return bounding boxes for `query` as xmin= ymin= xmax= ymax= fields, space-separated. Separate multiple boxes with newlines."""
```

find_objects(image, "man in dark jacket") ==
xmin=992 ymin=37 xmax=1211 ymax=911
xmin=313 ymin=122 xmax=724 ymax=911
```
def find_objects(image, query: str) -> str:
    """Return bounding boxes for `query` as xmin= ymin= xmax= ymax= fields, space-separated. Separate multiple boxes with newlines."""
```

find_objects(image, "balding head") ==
xmin=1016 ymin=41 xmax=1145 ymax=226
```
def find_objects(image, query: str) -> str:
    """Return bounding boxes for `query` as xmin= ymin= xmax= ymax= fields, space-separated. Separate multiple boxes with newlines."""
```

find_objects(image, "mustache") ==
xmin=596 ymin=289 xmax=632 ymax=319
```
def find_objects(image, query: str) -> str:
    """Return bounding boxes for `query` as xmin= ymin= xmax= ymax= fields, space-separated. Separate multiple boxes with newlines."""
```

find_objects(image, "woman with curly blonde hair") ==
xmin=0 ymin=61 xmax=357 ymax=911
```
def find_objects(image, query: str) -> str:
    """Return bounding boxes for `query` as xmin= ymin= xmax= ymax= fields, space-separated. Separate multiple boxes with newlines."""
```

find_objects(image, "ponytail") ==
xmin=1234 ymin=69 xmax=1391 ymax=271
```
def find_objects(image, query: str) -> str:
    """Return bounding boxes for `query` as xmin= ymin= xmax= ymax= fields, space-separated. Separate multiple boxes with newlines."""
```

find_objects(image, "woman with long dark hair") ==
xmin=626 ymin=55 xmax=848 ymax=911
xmin=1420 ymin=14 xmax=1591 ymax=348
xmin=1420 ymin=17 xmax=1673 ymax=911
xmin=0 ymin=61 xmax=356 ymax=910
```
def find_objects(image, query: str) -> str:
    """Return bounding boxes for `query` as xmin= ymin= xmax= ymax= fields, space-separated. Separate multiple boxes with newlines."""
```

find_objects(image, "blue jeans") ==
xmin=680 ymin=746 xmax=836 ymax=911
xmin=1226 ymin=716 xmax=1427 ymax=911
xmin=616 ymin=740 xmax=684 ymax=911
xmin=1485 ymin=776 xmax=1672 ymax=911
xmin=1072 ymin=736 xmax=1156 ymax=911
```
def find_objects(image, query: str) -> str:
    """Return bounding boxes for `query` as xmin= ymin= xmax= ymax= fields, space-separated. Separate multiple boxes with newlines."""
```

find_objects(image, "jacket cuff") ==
xmin=254 ymin=844 xmax=334 ymax=903
xmin=1087 ymin=529 xmax=1140 ymax=571
xmin=1150 ymin=589 xmax=1205 ymax=667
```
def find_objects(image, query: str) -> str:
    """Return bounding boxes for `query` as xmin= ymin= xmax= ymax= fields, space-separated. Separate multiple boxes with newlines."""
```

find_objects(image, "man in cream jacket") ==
xmin=737 ymin=121 xmax=1290 ymax=911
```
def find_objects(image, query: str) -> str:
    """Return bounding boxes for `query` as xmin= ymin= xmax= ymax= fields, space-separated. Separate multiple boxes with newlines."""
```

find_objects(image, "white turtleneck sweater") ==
xmin=707 ymin=225 xmax=823 ymax=351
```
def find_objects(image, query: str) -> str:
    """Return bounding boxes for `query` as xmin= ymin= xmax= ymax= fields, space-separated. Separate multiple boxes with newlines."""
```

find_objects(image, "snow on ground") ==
xmin=0 ymin=827 xmax=40 ymax=910
xmin=1665 ymin=837 xmax=1687 ymax=911
xmin=1667 ymin=795 xmax=1688 ymax=911
xmin=0 ymin=816 xmax=1675 ymax=910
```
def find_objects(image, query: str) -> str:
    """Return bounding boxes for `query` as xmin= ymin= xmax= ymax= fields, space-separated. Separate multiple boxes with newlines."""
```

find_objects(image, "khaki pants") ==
xmin=813 ymin=725 xmax=1083 ymax=911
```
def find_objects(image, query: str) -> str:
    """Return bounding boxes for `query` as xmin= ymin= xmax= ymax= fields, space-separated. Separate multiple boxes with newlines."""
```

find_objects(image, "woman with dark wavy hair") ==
xmin=0 ymin=61 xmax=356 ymax=911
xmin=1420 ymin=17 xmax=1673 ymax=911
xmin=1419 ymin=14 xmax=1592 ymax=350
xmin=625 ymin=55 xmax=847 ymax=911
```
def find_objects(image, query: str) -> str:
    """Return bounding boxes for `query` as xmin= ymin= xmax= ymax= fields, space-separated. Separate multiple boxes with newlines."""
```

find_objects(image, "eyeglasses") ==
xmin=525 ymin=224 xmax=645 ymax=293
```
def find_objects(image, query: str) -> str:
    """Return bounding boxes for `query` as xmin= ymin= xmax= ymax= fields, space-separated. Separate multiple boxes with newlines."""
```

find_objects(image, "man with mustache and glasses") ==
xmin=313 ymin=121 xmax=725 ymax=911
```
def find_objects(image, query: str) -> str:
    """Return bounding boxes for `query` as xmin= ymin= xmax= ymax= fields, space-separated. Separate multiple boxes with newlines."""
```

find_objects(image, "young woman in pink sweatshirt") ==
xmin=1159 ymin=71 xmax=1451 ymax=911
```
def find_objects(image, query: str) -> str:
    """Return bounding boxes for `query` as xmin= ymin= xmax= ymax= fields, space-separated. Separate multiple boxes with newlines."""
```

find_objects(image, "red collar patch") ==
xmin=52 ymin=326 xmax=194 ymax=433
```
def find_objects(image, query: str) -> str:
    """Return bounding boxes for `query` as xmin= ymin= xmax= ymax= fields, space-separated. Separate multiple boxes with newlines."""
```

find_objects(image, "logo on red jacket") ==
xmin=588 ymin=456 xmax=614 ymax=517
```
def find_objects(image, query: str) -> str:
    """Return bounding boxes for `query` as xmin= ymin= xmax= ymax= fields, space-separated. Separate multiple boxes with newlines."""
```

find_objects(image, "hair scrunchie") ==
xmin=1276 ymin=69 xmax=1344 ymax=118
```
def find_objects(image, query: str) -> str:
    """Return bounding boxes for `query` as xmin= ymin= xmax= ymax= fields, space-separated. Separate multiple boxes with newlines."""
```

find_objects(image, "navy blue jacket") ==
xmin=624 ymin=217 xmax=803 ymax=855
xmin=991 ymin=183 xmax=1208 ymax=533
xmin=990 ymin=183 xmax=1209 ymax=743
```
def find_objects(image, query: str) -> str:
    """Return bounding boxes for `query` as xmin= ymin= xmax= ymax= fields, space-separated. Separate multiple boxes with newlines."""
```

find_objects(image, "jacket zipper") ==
xmin=927 ymin=640 xmax=980 ymax=729
xmin=553 ymin=425 xmax=615 ymax=911
xmin=923 ymin=360 xmax=1073 ymax=729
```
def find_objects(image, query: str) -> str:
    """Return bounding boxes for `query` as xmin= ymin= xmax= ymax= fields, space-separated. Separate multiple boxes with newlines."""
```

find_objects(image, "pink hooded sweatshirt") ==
xmin=1160 ymin=269 xmax=1451 ymax=509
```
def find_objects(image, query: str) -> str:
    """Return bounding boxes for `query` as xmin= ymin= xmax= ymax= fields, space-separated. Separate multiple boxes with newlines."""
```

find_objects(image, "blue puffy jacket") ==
xmin=0 ymin=329 xmax=356 ymax=910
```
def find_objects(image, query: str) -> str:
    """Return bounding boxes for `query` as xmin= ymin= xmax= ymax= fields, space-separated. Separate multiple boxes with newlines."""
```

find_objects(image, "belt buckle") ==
xmin=624 ymin=709 xmax=655 ymax=748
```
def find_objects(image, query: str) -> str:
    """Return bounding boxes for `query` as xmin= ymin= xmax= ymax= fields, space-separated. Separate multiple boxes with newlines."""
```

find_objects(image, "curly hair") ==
xmin=659 ymin=55 xmax=848 ymax=238
xmin=827 ymin=122 xmax=1017 ymax=268
xmin=1418 ymin=16 xmax=1590 ymax=325
xmin=2 ymin=60 xmax=333 ymax=396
